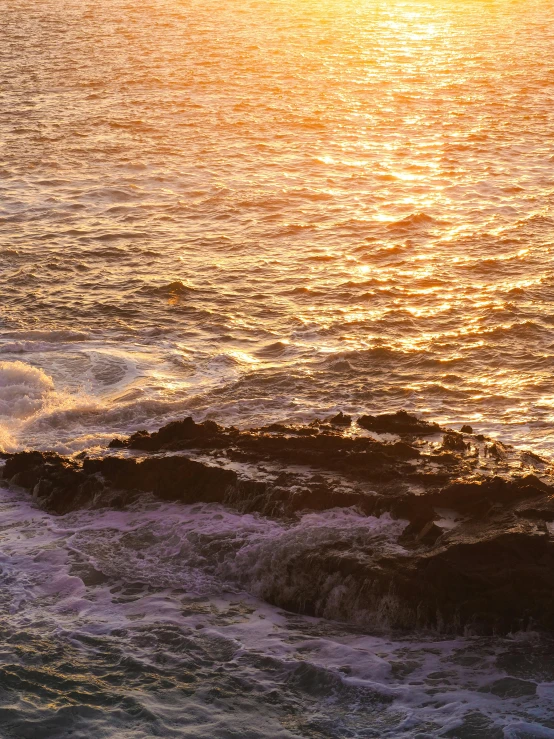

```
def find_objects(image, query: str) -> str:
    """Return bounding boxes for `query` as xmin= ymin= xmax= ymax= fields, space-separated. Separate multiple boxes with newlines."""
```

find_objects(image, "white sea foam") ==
xmin=0 ymin=340 xmax=72 ymax=354
xmin=0 ymin=486 xmax=552 ymax=737
xmin=0 ymin=360 xmax=55 ymax=420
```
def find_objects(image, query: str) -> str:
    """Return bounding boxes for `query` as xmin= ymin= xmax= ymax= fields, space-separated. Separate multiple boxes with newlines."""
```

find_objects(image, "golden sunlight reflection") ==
xmin=2 ymin=0 xmax=554 ymax=734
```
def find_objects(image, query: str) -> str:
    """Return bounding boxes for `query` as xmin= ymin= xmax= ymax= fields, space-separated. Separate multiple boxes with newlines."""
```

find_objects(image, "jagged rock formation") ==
xmin=2 ymin=411 xmax=554 ymax=634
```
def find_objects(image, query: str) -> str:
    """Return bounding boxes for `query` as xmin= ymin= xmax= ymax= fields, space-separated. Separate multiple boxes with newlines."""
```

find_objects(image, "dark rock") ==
xmin=521 ymin=449 xmax=547 ymax=466
xmin=261 ymin=526 xmax=554 ymax=634
xmin=441 ymin=432 xmax=468 ymax=453
xmin=517 ymin=506 xmax=554 ymax=522
xmin=427 ymin=475 xmax=550 ymax=515
xmin=443 ymin=711 xmax=503 ymax=738
xmin=261 ymin=423 xmax=317 ymax=436
xmin=2 ymin=451 xmax=104 ymax=515
xmin=486 ymin=442 xmax=506 ymax=460
xmin=5 ymin=413 xmax=554 ymax=634
xmin=460 ymin=424 xmax=473 ymax=434
xmin=83 ymin=455 xmax=237 ymax=504
xmin=399 ymin=518 xmax=443 ymax=547
xmin=328 ymin=412 xmax=352 ymax=427
xmin=128 ymin=417 xmax=224 ymax=451
xmin=429 ymin=451 xmax=460 ymax=466
xmin=108 ymin=438 xmax=126 ymax=449
xmin=357 ymin=410 xmax=441 ymax=436
xmin=389 ymin=441 xmax=420 ymax=460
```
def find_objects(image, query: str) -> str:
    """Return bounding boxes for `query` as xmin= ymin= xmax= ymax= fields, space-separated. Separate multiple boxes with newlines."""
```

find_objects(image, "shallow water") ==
xmin=1 ymin=0 xmax=554 ymax=735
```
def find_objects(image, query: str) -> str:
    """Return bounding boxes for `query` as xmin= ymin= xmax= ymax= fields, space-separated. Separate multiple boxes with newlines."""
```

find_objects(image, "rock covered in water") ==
xmin=3 ymin=410 xmax=554 ymax=634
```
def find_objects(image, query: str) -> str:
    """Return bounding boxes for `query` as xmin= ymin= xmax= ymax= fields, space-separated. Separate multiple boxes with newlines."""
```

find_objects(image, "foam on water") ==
xmin=2 ymin=0 xmax=554 ymax=453
xmin=2 ymin=0 xmax=554 ymax=734
xmin=0 ymin=361 xmax=54 ymax=420
xmin=1 ymin=484 xmax=554 ymax=738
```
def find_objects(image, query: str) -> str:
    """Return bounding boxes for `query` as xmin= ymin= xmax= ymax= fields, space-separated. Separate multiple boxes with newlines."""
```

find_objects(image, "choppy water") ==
xmin=1 ymin=0 xmax=554 ymax=735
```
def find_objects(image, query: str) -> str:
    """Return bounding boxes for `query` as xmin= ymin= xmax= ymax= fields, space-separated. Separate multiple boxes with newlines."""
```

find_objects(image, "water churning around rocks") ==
xmin=1 ymin=0 xmax=554 ymax=736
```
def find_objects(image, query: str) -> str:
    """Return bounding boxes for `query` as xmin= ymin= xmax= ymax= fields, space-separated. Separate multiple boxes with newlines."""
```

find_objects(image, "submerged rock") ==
xmin=4 ymin=411 xmax=554 ymax=634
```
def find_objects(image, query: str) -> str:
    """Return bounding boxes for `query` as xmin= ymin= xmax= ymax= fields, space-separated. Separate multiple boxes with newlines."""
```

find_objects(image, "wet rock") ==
xmin=389 ymin=441 xmax=420 ymax=460
xmin=429 ymin=451 xmax=460 ymax=467
xmin=2 ymin=451 xmax=104 ymax=514
xmin=5 ymin=413 xmax=554 ymax=634
xmin=83 ymin=455 xmax=237 ymax=504
xmin=260 ymin=423 xmax=317 ymax=436
xmin=327 ymin=412 xmax=352 ymax=427
xmin=1 ymin=449 xmax=238 ymax=514
xmin=399 ymin=518 xmax=443 ymax=547
xmin=406 ymin=530 xmax=554 ymax=632
xmin=516 ymin=505 xmax=554 ymax=522
xmin=260 ymin=526 xmax=554 ymax=633
xmin=108 ymin=438 xmax=126 ymax=449
xmin=357 ymin=410 xmax=441 ymax=436
xmin=521 ymin=449 xmax=548 ymax=468
xmin=431 ymin=475 xmax=551 ymax=515
xmin=443 ymin=711 xmax=504 ymax=739
xmin=127 ymin=417 xmax=224 ymax=451
xmin=460 ymin=424 xmax=473 ymax=434
xmin=441 ymin=432 xmax=468 ymax=453
xmin=486 ymin=442 xmax=506 ymax=460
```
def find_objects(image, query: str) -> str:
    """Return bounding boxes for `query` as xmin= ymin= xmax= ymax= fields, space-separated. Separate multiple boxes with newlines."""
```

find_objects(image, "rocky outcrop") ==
xmin=261 ymin=523 xmax=554 ymax=634
xmin=357 ymin=410 xmax=441 ymax=436
xmin=3 ymin=411 xmax=554 ymax=634
xmin=2 ymin=451 xmax=102 ymax=515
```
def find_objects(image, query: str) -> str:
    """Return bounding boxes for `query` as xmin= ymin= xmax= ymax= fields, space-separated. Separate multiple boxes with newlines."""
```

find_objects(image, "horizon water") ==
xmin=1 ymin=0 xmax=554 ymax=736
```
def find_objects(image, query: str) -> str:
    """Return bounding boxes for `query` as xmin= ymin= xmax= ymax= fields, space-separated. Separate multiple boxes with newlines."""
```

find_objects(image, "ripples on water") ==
xmin=1 ymin=0 xmax=554 ymax=736
xmin=1 ymin=0 xmax=554 ymax=452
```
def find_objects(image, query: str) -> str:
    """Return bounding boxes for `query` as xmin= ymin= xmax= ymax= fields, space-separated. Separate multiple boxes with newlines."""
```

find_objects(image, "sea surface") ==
xmin=1 ymin=0 xmax=554 ymax=736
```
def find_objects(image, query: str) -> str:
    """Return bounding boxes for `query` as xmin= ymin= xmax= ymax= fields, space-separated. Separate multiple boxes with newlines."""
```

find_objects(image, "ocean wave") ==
xmin=254 ymin=341 xmax=291 ymax=358
xmin=385 ymin=212 xmax=444 ymax=231
xmin=89 ymin=231 xmax=151 ymax=241
xmin=0 ymin=341 xmax=73 ymax=354
xmin=67 ymin=503 xmax=404 ymax=612
xmin=0 ymin=360 xmax=55 ymax=423
xmin=0 ymin=329 xmax=90 ymax=348
xmin=466 ymin=320 xmax=548 ymax=342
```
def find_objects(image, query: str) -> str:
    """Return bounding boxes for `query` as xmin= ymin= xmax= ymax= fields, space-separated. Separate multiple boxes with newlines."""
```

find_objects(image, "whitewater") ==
xmin=1 ymin=0 xmax=554 ymax=735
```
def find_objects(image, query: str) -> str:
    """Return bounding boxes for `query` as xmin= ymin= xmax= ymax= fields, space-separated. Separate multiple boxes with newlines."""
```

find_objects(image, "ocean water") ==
xmin=1 ymin=0 xmax=554 ymax=735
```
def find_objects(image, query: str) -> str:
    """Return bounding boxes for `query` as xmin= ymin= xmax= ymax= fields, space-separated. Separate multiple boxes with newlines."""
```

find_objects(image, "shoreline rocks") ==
xmin=3 ymin=411 xmax=554 ymax=634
